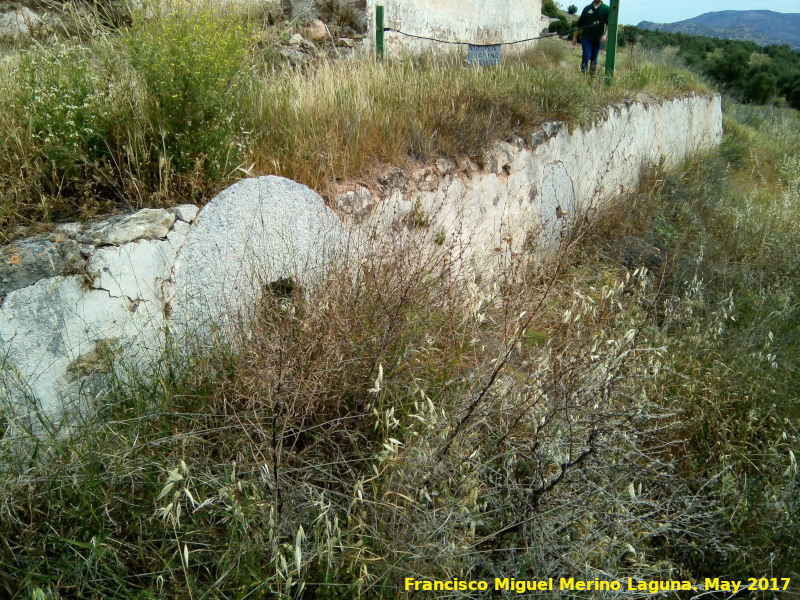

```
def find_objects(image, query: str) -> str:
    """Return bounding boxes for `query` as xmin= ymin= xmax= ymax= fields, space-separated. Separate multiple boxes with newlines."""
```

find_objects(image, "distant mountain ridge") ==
xmin=638 ymin=10 xmax=800 ymax=50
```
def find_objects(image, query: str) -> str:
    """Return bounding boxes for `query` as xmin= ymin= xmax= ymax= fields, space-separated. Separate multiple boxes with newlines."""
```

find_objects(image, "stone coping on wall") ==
xmin=335 ymin=92 xmax=723 ymax=261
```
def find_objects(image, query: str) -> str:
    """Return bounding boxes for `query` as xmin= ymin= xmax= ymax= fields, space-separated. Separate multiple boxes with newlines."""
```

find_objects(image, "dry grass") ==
xmin=5 ymin=4 xmax=797 ymax=598
xmin=579 ymin=99 xmax=800 ymax=576
xmin=248 ymin=44 xmax=707 ymax=195
xmin=0 ymin=218 xmax=691 ymax=598
xmin=0 ymin=2 xmax=707 ymax=236
xmin=4 ymin=99 xmax=799 ymax=596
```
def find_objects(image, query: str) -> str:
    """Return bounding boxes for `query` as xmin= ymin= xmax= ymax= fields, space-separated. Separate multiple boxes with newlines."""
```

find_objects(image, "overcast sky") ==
xmin=608 ymin=0 xmax=800 ymax=25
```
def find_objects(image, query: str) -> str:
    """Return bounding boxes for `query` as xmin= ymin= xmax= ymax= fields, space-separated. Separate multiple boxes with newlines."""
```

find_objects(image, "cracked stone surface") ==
xmin=0 ymin=206 xmax=188 ymax=424
xmin=167 ymin=223 xmax=191 ymax=251
xmin=540 ymin=162 xmax=576 ymax=254
xmin=0 ymin=178 xmax=353 ymax=424
xmin=88 ymin=238 xmax=177 ymax=302
xmin=79 ymin=209 xmax=175 ymax=246
xmin=0 ymin=276 xmax=163 ymax=420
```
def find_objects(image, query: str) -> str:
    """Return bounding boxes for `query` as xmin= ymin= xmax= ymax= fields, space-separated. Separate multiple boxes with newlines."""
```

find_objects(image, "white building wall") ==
xmin=365 ymin=0 xmax=543 ymax=55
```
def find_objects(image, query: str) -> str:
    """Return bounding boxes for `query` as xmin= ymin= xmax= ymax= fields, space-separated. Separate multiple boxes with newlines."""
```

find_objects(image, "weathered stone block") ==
xmin=88 ymin=239 xmax=177 ymax=303
xmin=79 ymin=209 xmax=175 ymax=246
xmin=173 ymin=204 xmax=199 ymax=223
xmin=336 ymin=187 xmax=376 ymax=221
xmin=1 ymin=234 xmax=84 ymax=299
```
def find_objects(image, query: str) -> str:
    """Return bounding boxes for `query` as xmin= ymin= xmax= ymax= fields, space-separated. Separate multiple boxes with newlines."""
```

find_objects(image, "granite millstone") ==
xmin=169 ymin=176 xmax=351 ymax=335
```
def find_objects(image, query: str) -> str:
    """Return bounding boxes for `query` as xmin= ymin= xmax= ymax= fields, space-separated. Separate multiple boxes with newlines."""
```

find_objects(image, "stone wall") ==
xmin=1 ymin=93 xmax=723 ymax=429
xmin=339 ymin=93 xmax=723 ymax=264
xmin=1 ymin=178 xmax=351 ymax=427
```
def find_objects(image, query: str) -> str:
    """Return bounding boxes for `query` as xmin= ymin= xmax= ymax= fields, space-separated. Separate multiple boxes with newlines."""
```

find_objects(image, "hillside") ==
xmin=639 ymin=10 xmax=800 ymax=49
xmin=2 ymin=2 xmax=800 ymax=598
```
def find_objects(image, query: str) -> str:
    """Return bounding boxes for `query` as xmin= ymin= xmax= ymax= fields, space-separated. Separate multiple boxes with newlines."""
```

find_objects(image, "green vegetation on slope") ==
xmin=621 ymin=26 xmax=800 ymax=108
xmin=639 ymin=9 xmax=800 ymax=50
xmin=584 ymin=99 xmax=800 ymax=576
xmin=0 ymin=0 xmax=705 ymax=238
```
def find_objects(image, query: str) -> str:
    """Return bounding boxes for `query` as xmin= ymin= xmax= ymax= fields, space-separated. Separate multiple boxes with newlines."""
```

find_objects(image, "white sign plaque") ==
xmin=467 ymin=44 xmax=502 ymax=66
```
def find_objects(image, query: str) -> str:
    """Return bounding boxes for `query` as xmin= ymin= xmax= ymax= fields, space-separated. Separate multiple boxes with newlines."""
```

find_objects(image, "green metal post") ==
xmin=604 ymin=0 xmax=619 ymax=84
xmin=376 ymin=5 xmax=385 ymax=60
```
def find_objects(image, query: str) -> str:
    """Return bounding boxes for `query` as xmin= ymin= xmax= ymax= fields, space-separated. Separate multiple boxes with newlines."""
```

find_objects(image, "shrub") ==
xmin=548 ymin=18 xmax=572 ymax=35
xmin=16 ymin=44 xmax=113 ymax=187
xmin=0 ymin=201 xmax=706 ymax=598
xmin=788 ymin=78 xmax=800 ymax=110
xmin=582 ymin=102 xmax=800 ymax=575
xmin=742 ymin=65 xmax=779 ymax=104
xmin=705 ymin=47 xmax=750 ymax=86
xmin=678 ymin=45 xmax=706 ymax=67
xmin=1 ymin=65 xmax=797 ymax=595
xmin=124 ymin=1 xmax=253 ymax=178
xmin=542 ymin=0 xmax=561 ymax=18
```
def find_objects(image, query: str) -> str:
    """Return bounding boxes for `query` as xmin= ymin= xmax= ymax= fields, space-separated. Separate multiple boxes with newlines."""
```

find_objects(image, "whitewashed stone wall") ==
xmin=1 ymin=93 xmax=722 ymax=428
xmin=365 ymin=0 xmax=543 ymax=55
xmin=340 ymin=93 xmax=724 ymax=264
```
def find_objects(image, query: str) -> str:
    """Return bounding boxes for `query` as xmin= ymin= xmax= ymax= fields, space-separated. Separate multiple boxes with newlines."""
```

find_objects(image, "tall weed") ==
xmin=583 ymin=102 xmax=800 ymax=575
xmin=0 ymin=41 xmax=134 ymax=225
xmin=124 ymin=1 xmax=253 ymax=179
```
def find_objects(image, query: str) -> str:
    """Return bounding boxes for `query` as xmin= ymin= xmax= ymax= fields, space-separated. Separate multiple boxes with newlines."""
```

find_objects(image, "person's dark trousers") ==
xmin=581 ymin=37 xmax=602 ymax=74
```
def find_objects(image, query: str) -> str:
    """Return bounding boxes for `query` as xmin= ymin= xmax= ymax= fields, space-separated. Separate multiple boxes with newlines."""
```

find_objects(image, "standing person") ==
xmin=572 ymin=0 xmax=610 ymax=75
